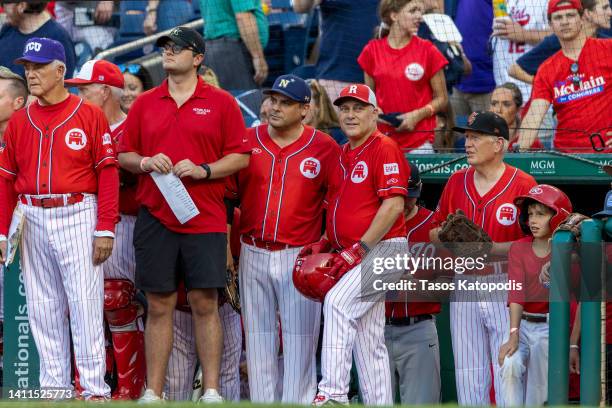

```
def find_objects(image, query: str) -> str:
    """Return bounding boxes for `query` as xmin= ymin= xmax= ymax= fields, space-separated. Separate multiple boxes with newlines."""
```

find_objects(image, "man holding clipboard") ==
xmin=118 ymin=26 xmax=251 ymax=403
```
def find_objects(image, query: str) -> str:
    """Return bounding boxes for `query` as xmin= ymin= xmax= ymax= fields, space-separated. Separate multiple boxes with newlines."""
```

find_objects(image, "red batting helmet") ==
xmin=293 ymin=253 xmax=339 ymax=302
xmin=514 ymin=184 xmax=572 ymax=234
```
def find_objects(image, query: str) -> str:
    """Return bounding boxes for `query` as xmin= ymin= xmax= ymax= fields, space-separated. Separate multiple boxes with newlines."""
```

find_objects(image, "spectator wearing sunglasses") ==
xmin=118 ymin=26 xmax=250 ymax=403
xmin=519 ymin=0 xmax=612 ymax=153
xmin=119 ymin=63 xmax=153 ymax=113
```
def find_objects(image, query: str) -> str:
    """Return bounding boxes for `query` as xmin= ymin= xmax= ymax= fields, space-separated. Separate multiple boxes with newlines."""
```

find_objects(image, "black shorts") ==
xmin=133 ymin=207 xmax=227 ymax=293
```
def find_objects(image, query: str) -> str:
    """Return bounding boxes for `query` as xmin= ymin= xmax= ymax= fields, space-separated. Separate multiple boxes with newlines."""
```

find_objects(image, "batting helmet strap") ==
xmin=293 ymin=253 xmax=339 ymax=302
xmin=513 ymin=184 xmax=573 ymax=234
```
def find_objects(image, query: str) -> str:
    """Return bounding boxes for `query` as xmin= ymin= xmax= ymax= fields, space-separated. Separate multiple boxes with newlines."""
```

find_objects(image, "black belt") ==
xmin=385 ymin=314 xmax=432 ymax=326
xmin=522 ymin=314 xmax=547 ymax=323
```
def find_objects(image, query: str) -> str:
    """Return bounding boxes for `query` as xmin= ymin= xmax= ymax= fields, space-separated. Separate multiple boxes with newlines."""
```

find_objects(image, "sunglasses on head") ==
xmin=118 ymin=64 xmax=141 ymax=75
xmin=570 ymin=61 xmax=580 ymax=88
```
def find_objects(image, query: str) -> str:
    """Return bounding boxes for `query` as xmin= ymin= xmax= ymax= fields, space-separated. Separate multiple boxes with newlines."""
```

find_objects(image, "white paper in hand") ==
xmin=422 ymin=14 xmax=463 ymax=43
xmin=6 ymin=205 xmax=25 ymax=266
xmin=151 ymin=172 xmax=200 ymax=224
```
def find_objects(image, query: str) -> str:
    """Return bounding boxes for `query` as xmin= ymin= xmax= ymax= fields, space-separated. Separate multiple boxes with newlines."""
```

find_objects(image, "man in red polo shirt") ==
xmin=118 ymin=27 xmax=250 ymax=403
xmin=0 ymin=38 xmax=119 ymax=400
xmin=313 ymin=84 xmax=409 ymax=406
xmin=430 ymin=111 xmax=536 ymax=406
xmin=519 ymin=0 xmax=612 ymax=152
xmin=384 ymin=162 xmax=442 ymax=404
xmin=66 ymin=59 xmax=145 ymax=400
xmin=236 ymin=74 xmax=339 ymax=404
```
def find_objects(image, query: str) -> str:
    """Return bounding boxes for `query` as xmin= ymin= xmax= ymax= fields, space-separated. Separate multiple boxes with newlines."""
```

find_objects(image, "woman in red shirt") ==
xmin=358 ymin=0 xmax=448 ymax=153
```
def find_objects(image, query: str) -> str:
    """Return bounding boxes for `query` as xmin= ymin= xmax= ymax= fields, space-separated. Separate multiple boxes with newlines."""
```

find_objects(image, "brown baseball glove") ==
xmin=219 ymin=269 xmax=241 ymax=314
xmin=438 ymin=210 xmax=493 ymax=258
xmin=555 ymin=213 xmax=590 ymax=240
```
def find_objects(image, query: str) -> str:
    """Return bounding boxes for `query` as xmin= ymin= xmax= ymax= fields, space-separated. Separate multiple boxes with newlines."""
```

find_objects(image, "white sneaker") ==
xmin=198 ymin=389 xmax=223 ymax=403
xmin=312 ymin=393 xmax=349 ymax=406
xmin=138 ymin=389 xmax=163 ymax=404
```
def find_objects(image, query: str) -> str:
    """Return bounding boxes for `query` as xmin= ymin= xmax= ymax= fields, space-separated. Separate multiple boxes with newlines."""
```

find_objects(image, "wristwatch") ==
xmin=200 ymin=163 xmax=211 ymax=180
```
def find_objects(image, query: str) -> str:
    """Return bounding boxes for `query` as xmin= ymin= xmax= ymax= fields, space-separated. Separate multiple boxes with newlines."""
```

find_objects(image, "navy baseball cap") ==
xmin=593 ymin=190 xmax=612 ymax=218
xmin=15 ymin=37 xmax=66 ymax=65
xmin=407 ymin=162 xmax=423 ymax=198
xmin=453 ymin=111 xmax=510 ymax=140
xmin=263 ymin=75 xmax=311 ymax=103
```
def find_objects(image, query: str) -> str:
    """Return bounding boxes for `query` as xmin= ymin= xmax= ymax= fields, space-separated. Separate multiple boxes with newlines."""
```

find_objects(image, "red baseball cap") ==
xmin=333 ymin=84 xmax=377 ymax=107
xmin=547 ymin=0 xmax=582 ymax=17
xmin=65 ymin=59 xmax=124 ymax=88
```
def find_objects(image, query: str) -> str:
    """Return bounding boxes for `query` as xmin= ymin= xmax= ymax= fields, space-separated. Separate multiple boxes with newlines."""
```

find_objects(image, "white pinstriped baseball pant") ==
xmin=19 ymin=195 xmax=110 ymax=398
xmin=102 ymin=215 xmax=136 ymax=281
xmin=318 ymin=238 xmax=408 ymax=405
xmin=239 ymin=243 xmax=321 ymax=404
xmin=164 ymin=304 xmax=242 ymax=401
xmin=450 ymin=273 xmax=510 ymax=406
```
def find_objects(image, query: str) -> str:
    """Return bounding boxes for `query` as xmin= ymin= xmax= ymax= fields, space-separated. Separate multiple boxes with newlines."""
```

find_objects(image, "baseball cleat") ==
xmin=198 ymin=388 xmax=223 ymax=403
xmin=137 ymin=389 xmax=164 ymax=404
xmin=312 ymin=394 xmax=348 ymax=406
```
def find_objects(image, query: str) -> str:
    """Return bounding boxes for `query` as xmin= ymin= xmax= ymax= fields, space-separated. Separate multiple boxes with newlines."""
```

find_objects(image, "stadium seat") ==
xmin=265 ymin=11 xmax=309 ymax=87
xmin=270 ymin=0 xmax=293 ymax=9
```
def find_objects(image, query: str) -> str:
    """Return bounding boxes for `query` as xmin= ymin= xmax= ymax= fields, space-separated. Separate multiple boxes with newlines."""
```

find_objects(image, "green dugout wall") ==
xmin=3 ymin=153 xmax=610 ymax=400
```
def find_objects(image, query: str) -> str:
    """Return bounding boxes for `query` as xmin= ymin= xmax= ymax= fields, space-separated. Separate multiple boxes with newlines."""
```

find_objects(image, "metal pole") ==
xmin=580 ymin=219 xmax=604 ymax=405
xmin=548 ymin=230 xmax=575 ymax=405
xmin=96 ymin=19 xmax=204 ymax=61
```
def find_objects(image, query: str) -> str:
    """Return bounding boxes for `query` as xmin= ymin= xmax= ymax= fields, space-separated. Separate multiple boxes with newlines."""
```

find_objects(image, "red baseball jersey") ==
xmin=0 ymin=95 xmax=117 ymax=195
xmin=327 ymin=130 xmax=409 ymax=249
xmin=119 ymin=78 xmax=250 ymax=234
xmin=532 ymin=38 xmax=612 ymax=153
xmin=358 ymin=36 xmax=448 ymax=151
xmin=386 ymin=206 xmax=441 ymax=319
xmin=237 ymin=125 xmax=339 ymax=246
xmin=433 ymin=165 xmax=537 ymax=246
xmin=507 ymin=236 xmax=550 ymax=313
xmin=111 ymin=119 xmax=139 ymax=216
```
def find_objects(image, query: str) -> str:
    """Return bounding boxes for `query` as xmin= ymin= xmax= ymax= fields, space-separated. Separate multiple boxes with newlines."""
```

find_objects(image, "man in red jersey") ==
xmin=430 ymin=111 xmax=537 ymax=406
xmin=65 ymin=59 xmax=145 ymax=400
xmin=118 ymin=27 xmax=250 ymax=403
xmin=0 ymin=37 xmax=119 ymax=400
xmin=311 ymin=84 xmax=409 ymax=406
xmin=236 ymin=74 xmax=339 ymax=404
xmin=384 ymin=162 xmax=443 ymax=404
xmin=519 ymin=0 xmax=612 ymax=152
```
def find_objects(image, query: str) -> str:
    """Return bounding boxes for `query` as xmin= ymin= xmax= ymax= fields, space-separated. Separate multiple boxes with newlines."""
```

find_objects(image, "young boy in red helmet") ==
xmin=497 ymin=184 xmax=573 ymax=406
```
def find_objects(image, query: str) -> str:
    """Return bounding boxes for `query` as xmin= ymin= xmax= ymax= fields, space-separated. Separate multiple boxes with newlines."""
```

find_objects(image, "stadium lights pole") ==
xmin=579 ymin=219 xmax=604 ymax=405
xmin=548 ymin=230 xmax=575 ymax=405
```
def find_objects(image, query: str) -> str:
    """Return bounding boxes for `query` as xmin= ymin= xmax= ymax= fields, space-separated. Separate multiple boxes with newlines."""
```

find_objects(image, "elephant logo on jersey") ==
xmin=405 ymin=63 xmax=425 ymax=81
xmin=65 ymin=128 xmax=87 ymax=151
xmin=351 ymin=161 xmax=368 ymax=183
xmin=300 ymin=157 xmax=321 ymax=179
xmin=496 ymin=203 xmax=518 ymax=226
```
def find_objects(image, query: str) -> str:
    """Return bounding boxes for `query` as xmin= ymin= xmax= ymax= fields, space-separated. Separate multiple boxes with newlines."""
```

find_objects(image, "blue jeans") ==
xmin=157 ymin=0 xmax=194 ymax=32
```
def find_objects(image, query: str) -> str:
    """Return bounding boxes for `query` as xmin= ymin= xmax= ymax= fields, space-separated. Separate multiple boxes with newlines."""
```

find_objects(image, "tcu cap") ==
xmin=334 ymin=84 xmax=377 ymax=107
xmin=15 ymin=37 xmax=66 ymax=65
xmin=263 ymin=74 xmax=311 ymax=103
xmin=156 ymin=26 xmax=206 ymax=55
xmin=453 ymin=111 xmax=510 ymax=140
xmin=547 ymin=0 xmax=582 ymax=17
xmin=65 ymin=60 xmax=124 ymax=88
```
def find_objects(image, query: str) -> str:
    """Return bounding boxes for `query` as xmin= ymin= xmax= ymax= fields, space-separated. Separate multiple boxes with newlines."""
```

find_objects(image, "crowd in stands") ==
xmin=1 ymin=0 xmax=611 ymax=153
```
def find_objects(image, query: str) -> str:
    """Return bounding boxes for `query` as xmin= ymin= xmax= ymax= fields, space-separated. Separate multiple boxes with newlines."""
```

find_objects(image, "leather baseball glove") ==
xmin=438 ymin=210 xmax=493 ymax=258
xmin=555 ymin=213 xmax=590 ymax=240
xmin=219 ymin=269 xmax=241 ymax=314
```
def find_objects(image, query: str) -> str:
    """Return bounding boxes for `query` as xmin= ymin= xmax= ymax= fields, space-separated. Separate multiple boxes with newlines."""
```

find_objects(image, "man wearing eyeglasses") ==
xmin=118 ymin=26 xmax=251 ymax=403
xmin=519 ymin=0 xmax=612 ymax=153
xmin=430 ymin=111 xmax=536 ymax=406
